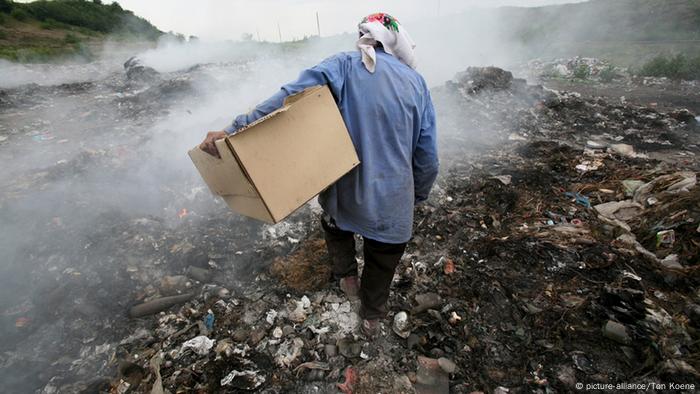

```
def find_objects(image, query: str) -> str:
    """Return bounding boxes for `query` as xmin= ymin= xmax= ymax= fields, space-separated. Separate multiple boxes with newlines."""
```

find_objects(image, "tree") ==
xmin=0 ymin=0 xmax=14 ymax=14
xmin=241 ymin=32 xmax=253 ymax=41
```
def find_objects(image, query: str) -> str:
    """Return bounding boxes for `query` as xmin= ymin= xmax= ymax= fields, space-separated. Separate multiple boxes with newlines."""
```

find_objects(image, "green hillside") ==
xmin=508 ymin=0 xmax=700 ymax=43
xmin=0 ymin=0 xmax=163 ymax=62
xmin=503 ymin=0 xmax=700 ymax=65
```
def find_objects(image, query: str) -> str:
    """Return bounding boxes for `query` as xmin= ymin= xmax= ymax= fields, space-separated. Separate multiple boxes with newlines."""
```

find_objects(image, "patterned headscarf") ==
xmin=357 ymin=13 xmax=416 ymax=73
xmin=360 ymin=13 xmax=401 ymax=32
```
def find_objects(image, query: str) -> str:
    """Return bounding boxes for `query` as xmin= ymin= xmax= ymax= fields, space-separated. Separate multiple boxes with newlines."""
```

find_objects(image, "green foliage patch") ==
xmin=10 ymin=7 xmax=29 ymax=21
xmin=640 ymin=53 xmax=700 ymax=80
xmin=598 ymin=65 xmax=617 ymax=83
xmin=573 ymin=64 xmax=591 ymax=80
xmin=8 ymin=0 xmax=161 ymax=39
xmin=0 ymin=0 xmax=12 ymax=14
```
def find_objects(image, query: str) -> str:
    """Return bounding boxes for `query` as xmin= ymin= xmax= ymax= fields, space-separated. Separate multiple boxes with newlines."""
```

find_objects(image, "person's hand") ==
xmin=199 ymin=131 xmax=227 ymax=158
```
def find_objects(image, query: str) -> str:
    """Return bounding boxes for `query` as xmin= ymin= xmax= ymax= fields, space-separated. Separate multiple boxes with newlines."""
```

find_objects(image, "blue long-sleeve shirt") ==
xmin=225 ymin=49 xmax=438 ymax=243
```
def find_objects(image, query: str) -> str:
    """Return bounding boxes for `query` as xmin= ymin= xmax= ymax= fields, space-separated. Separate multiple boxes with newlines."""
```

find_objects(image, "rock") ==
xmin=337 ymin=338 xmax=362 ymax=359
xmin=393 ymin=311 xmax=411 ymax=338
xmin=186 ymin=266 xmax=213 ymax=283
xmin=412 ymin=293 xmax=442 ymax=314
xmin=437 ymin=358 xmax=457 ymax=374
xmin=159 ymin=275 xmax=190 ymax=295
xmin=602 ymin=320 xmax=631 ymax=345
xmin=414 ymin=356 xmax=449 ymax=394
xmin=324 ymin=344 xmax=338 ymax=358
xmin=686 ymin=303 xmax=700 ymax=327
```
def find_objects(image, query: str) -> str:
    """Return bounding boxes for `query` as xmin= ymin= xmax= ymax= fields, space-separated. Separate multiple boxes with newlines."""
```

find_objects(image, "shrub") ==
xmin=573 ymin=64 xmax=591 ymax=80
xmin=64 ymin=32 xmax=80 ymax=44
xmin=0 ymin=29 xmax=6 ymax=40
xmin=41 ymin=18 xmax=63 ymax=30
xmin=10 ymin=7 xmax=29 ymax=21
xmin=0 ymin=0 xmax=12 ymax=14
xmin=598 ymin=65 xmax=617 ymax=83
xmin=640 ymin=54 xmax=700 ymax=80
xmin=19 ymin=0 xmax=160 ymax=38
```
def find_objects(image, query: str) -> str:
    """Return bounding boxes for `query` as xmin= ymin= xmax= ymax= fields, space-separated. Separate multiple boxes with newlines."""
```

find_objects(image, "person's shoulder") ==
xmin=322 ymin=51 xmax=359 ymax=64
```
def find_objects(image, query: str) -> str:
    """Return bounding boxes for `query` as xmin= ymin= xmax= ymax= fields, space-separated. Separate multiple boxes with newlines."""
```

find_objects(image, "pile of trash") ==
xmin=1 ymin=59 xmax=699 ymax=393
xmin=106 ymin=68 xmax=700 ymax=393
xmin=524 ymin=57 xmax=621 ymax=81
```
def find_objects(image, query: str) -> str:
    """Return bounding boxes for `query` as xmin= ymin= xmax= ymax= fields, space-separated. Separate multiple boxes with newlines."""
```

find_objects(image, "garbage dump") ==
xmin=1 ymin=59 xmax=699 ymax=393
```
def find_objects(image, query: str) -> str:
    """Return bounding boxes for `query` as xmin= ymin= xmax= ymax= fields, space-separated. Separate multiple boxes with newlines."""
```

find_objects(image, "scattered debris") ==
xmin=2 ymin=60 xmax=698 ymax=393
xmin=180 ymin=335 xmax=215 ymax=356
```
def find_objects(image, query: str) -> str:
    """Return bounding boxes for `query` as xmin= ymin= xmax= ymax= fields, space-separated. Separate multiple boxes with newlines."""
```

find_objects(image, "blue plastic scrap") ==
xmin=205 ymin=310 xmax=215 ymax=331
xmin=564 ymin=192 xmax=591 ymax=208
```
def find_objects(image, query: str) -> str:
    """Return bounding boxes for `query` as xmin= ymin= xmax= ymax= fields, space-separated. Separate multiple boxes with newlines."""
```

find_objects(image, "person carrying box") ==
xmin=199 ymin=12 xmax=438 ymax=337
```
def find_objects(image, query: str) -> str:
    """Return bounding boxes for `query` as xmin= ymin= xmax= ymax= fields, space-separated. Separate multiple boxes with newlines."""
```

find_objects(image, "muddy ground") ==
xmin=0 ymin=59 xmax=699 ymax=394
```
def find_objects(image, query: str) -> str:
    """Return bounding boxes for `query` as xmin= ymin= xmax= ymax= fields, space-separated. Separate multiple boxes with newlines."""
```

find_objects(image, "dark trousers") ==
xmin=321 ymin=216 xmax=407 ymax=320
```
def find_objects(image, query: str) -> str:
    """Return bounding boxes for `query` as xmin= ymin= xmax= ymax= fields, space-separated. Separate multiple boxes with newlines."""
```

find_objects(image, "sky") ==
xmin=112 ymin=0 xmax=588 ymax=42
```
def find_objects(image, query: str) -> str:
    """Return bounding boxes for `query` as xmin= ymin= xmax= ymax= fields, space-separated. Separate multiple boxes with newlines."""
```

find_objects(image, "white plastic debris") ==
xmin=289 ymin=296 xmax=312 ymax=322
xmin=220 ymin=369 xmax=265 ymax=389
xmin=393 ymin=311 xmax=411 ymax=338
xmin=265 ymin=309 xmax=278 ymax=325
xmin=274 ymin=337 xmax=304 ymax=367
xmin=491 ymin=175 xmax=512 ymax=185
xmin=609 ymin=143 xmax=647 ymax=158
xmin=300 ymin=295 xmax=311 ymax=308
xmin=180 ymin=335 xmax=215 ymax=356
xmin=319 ymin=301 xmax=359 ymax=336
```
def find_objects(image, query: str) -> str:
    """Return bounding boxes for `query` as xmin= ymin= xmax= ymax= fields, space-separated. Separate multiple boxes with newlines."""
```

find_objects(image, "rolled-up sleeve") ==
xmin=413 ymin=90 xmax=439 ymax=203
xmin=225 ymin=54 xmax=348 ymax=134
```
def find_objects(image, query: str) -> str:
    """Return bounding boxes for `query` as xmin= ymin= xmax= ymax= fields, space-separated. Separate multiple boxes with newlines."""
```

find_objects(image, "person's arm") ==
xmin=224 ymin=53 xmax=349 ymax=134
xmin=413 ymin=90 xmax=439 ymax=204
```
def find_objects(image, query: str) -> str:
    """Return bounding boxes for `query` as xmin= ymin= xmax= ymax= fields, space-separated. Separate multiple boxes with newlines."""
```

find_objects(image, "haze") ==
xmin=113 ymin=0 xmax=588 ymax=41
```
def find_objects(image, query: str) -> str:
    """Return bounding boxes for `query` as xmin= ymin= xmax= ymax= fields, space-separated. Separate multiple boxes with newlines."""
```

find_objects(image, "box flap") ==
xmin=228 ymin=85 xmax=360 ymax=222
xmin=188 ymin=140 xmax=274 ymax=222
xmin=282 ymin=85 xmax=325 ymax=106
xmin=222 ymin=195 xmax=274 ymax=224
xmin=188 ymin=139 xmax=258 ymax=198
xmin=233 ymin=105 xmax=290 ymax=136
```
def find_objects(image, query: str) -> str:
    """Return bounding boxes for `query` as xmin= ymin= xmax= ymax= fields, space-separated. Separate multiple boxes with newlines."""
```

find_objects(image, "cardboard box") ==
xmin=188 ymin=85 xmax=360 ymax=224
